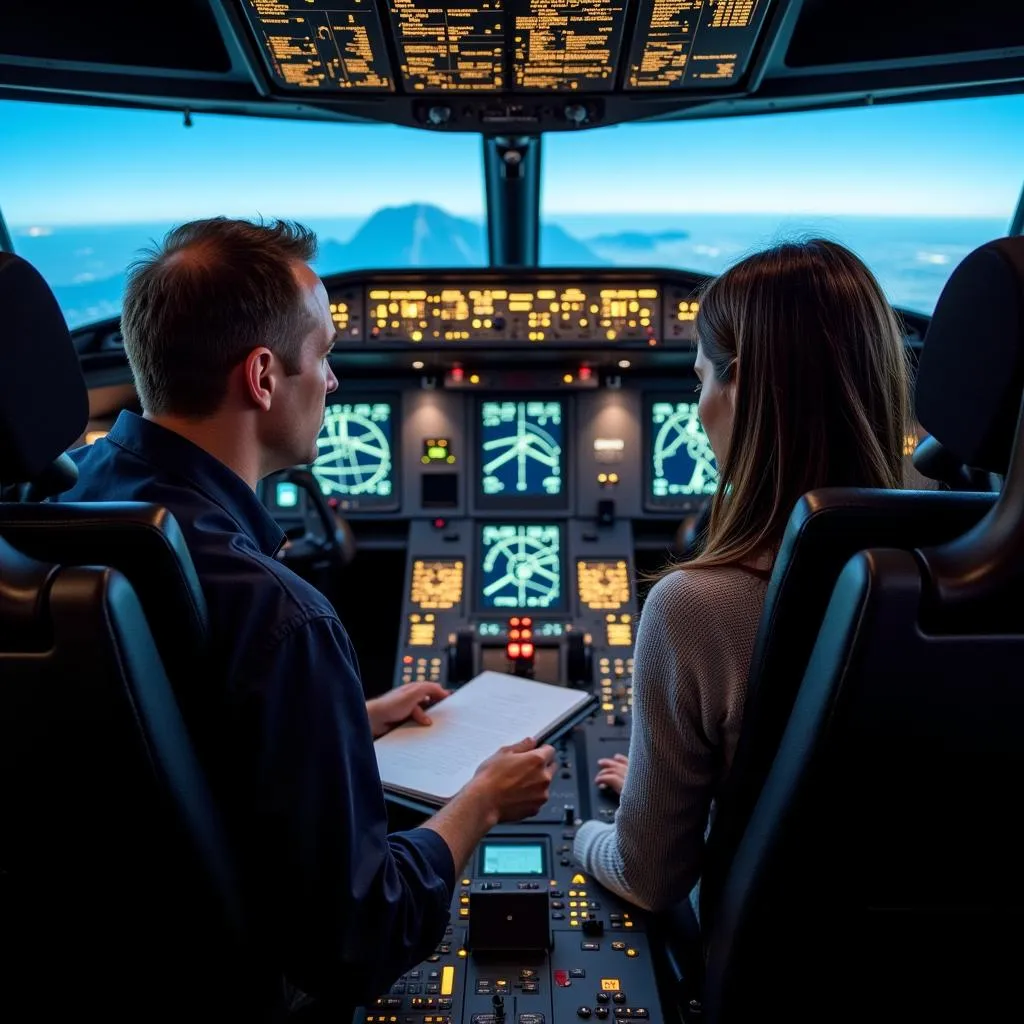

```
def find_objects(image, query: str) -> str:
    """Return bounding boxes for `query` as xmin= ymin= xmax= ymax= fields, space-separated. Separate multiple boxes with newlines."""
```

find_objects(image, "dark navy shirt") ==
xmin=56 ymin=410 xmax=454 ymax=1006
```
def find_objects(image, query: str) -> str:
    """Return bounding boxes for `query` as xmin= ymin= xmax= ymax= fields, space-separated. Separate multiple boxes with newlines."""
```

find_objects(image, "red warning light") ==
xmin=579 ymin=366 xmax=592 ymax=381
xmin=432 ymin=517 xmax=446 ymax=529
xmin=452 ymin=366 xmax=465 ymax=382
xmin=522 ymin=617 xmax=532 ymax=627
xmin=506 ymin=642 xmax=521 ymax=659
xmin=520 ymin=642 xmax=535 ymax=659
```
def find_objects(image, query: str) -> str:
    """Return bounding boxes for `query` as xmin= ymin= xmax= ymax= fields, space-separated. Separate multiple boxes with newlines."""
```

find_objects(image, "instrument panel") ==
xmin=238 ymin=0 xmax=772 ymax=97
xmin=327 ymin=273 xmax=701 ymax=347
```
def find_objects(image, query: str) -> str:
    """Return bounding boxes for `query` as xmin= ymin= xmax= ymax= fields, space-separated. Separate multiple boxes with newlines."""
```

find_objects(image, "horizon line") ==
xmin=9 ymin=210 xmax=1013 ymax=232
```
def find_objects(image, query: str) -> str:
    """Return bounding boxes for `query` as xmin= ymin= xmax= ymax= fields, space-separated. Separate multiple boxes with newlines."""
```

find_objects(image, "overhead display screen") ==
xmin=480 ymin=524 xmax=564 ymax=610
xmin=627 ymin=0 xmax=772 ymax=90
xmin=480 ymin=400 xmax=564 ymax=507
xmin=240 ymin=0 xmax=393 ymax=91
xmin=387 ymin=0 xmax=504 ymax=91
xmin=366 ymin=283 xmax=659 ymax=343
xmin=312 ymin=400 xmax=397 ymax=505
xmin=648 ymin=398 xmax=718 ymax=504
xmin=511 ymin=0 xmax=627 ymax=91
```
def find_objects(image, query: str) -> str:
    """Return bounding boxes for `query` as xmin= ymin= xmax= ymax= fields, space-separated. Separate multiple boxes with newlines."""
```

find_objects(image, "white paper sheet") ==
xmin=373 ymin=670 xmax=594 ymax=803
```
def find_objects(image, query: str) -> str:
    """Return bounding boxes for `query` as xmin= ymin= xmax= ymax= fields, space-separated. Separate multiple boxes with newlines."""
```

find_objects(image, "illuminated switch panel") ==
xmin=662 ymin=285 xmax=699 ymax=343
xmin=328 ymin=286 xmax=363 ymax=339
xmin=598 ymin=655 xmax=635 ymax=714
xmin=366 ymin=283 xmax=660 ymax=342
xmin=605 ymin=613 xmax=634 ymax=647
xmin=410 ymin=559 xmax=464 ymax=610
xmin=406 ymin=613 xmax=438 ymax=647
xmin=577 ymin=560 xmax=631 ymax=610
xmin=400 ymin=650 xmax=443 ymax=684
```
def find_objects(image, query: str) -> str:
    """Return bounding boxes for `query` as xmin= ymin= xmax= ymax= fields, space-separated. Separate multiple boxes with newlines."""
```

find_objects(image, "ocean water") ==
xmin=544 ymin=212 xmax=1013 ymax=315
xmin=9 ymin=210 xmax=1011 ymax=329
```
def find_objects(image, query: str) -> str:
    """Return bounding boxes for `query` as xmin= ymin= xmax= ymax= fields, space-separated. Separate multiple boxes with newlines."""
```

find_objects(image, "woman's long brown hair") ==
xmin=668 ymin=238 xmax=910 ymax=574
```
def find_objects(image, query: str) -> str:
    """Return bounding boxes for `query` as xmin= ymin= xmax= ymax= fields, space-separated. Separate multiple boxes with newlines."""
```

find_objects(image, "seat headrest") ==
xmin=0 ymin=253 xmax=89 ymax=484
xmin=915 ymin=236 xmax=1024 ymax=476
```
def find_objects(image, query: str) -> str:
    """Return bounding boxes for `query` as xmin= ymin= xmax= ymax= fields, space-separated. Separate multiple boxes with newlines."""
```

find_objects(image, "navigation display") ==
xmin=512 ymin=0 xmax=626 ymax=91
xmin=647 ymin=398 xmax=718 ymax=506
xmin=240 ymin=0 xmax=393 ymax=92
xmin=627 ymin=0 xmax=772 ymax=90
xmin=479 ymin=399 xmax=564 ymax=507
xmin=312 ymin=399 xmax=398 ymax=506
xmin=388 ymin=0 xmax=504 ymax=92
xmin=480 ymin=523 xmax=564 ymax=610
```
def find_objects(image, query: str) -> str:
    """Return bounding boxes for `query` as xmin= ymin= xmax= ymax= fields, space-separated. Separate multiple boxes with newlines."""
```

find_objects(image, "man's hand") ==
xmin=366 ymin=682 xmax=450 ymax=739
xmin=463 ymin=737 xmax=557 ymax=825
xmin=595 ymin=753 xmax=629 ymax=795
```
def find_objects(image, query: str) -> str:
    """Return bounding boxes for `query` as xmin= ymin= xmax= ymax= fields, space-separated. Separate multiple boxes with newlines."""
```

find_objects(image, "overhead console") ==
xmin=235 ymin=0 xmax=775 ymax=129
xmin=7 ymin=2 xmax=1023 ymax=134
xmin=239 ymin=0 xmax=771 ymax=95
xmin=326 ymin=269 xmax=700 ymax=348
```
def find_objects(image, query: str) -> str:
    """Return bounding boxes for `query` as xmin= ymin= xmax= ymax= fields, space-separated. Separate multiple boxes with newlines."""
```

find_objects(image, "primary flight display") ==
xmin=648 ymin=398 xmax=718 ymax=505
xmin=312 ymin=400 xmax=397 ymax=503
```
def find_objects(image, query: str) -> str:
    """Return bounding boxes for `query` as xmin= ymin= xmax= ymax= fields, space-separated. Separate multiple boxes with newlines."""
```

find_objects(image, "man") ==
xmin=56 ymin=217 xmax=555 ymax=1013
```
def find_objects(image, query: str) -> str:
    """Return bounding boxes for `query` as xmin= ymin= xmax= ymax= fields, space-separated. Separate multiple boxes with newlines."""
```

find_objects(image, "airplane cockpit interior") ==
xmin=2 ymin=2 xmax=1024 ymax=1021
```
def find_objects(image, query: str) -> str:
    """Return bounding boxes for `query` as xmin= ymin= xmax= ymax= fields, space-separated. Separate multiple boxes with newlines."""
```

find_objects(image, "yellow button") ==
xmin=572 ymin=873 xmax=586 ymax=884
xmin=441 ymin=965 xmax=455 ymax=996
xmin=626 ymin=948 xmax=638 ymax=957
xmin=600 ymin=979 xmax=621 ymax=992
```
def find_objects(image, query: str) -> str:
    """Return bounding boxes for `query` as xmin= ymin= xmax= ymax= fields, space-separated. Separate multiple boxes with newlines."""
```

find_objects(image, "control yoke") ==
xmin=277 ymin=468 xmax=355 ymax=569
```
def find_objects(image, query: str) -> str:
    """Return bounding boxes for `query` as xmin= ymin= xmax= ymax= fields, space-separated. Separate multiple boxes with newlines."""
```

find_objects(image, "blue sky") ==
xmin=1 ymin=93 xmax=1022 ymax=225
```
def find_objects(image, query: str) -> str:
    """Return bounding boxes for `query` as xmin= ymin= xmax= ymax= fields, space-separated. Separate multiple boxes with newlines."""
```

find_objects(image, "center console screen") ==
xmin=478 ymin=399 xmax=565 ymax=509
xmin=479 ymin=523 xmax=564 ymax=611
xmin=312 ymin=398 xmax=398 ymax=510
xmin=480 ymin=840 xmax=546 ymax=876
xmin=646 ymin=396 xmax=718 ymax=509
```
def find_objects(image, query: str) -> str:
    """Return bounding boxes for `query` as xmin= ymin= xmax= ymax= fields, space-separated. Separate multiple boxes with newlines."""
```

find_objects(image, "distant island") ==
xmin=587 ymin=230 xmax=690 ymax=250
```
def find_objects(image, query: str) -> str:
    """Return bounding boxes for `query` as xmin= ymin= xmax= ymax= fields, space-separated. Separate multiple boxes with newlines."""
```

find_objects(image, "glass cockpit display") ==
xmin=312 ymin=400 xmax=397 ymax=507
xmin=479 ymin=524 xmax=563 ymax=611
xmin=479 ymin=399 xmax=564 ymax=508
xmin=647 ymin=398 xmax=718 ymax=506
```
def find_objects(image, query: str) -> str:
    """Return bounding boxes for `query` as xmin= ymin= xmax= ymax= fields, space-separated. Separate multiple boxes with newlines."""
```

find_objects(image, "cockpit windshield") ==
xmin=0 ymin=102 xmax=486 ymax=330
xmin=541 ymin=93 xmax=1024 ymax=315
xmin=1 ymin=92 xmax=1022 ymax=329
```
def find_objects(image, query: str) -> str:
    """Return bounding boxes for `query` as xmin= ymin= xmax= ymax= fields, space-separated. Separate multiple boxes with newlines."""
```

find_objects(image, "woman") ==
xmin=573 ymin=238 xmax=909 ymax=912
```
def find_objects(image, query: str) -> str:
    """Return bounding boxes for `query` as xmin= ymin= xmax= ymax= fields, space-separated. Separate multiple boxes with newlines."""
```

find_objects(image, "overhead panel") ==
xmin=388 ymin=0 xmax=505 ymax=92
xmin=510 ymin=0 xmax=628 ymax=91
xmin=627 ymin=0 xmax=772 ymax=89
xmin=239 ymin=0 xmax=393 ymax=91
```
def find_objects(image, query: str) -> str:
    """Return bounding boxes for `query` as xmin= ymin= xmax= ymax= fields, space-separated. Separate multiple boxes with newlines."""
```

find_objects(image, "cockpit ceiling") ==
xmin=0 ymin=0 xmax=1022 ymax=133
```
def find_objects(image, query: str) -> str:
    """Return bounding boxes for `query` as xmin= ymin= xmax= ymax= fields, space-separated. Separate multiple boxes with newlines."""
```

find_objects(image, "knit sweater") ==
xmin=573 ymin=565 xmax=769 ymax=912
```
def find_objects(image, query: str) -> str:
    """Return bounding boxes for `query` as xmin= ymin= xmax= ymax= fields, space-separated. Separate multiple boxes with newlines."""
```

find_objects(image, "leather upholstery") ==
xmin=698 ymin=487 xmax=996 ymax=933
xmin=0 ymin=252 xmax=88 ymax=486
xmin=0 ymin=500 xmax=209 ymax=687
xmin=916 ymin=236 xmax=1024 ymax=475
xmin=704 ymin=547 xmax=1024 ymax=1021
xmin=0 ymin=537 xmax=257 ymax=1019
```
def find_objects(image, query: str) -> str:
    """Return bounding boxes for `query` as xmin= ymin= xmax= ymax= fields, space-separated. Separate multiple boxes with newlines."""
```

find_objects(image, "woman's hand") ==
xmin=594 ymin=753 xmax=629 ymax=795
xmin=366 ymin=682 xmax=450 ymax=738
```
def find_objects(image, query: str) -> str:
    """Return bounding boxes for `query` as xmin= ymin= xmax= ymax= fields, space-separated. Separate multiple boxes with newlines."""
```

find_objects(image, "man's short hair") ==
xmin=121 ymin=217 xmax=319 ymax=416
